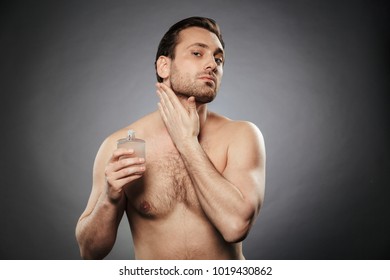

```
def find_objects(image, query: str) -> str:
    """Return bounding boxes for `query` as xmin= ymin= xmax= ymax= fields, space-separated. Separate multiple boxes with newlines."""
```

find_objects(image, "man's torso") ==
xmin=120 ymin=111 xmax=243 ymax=259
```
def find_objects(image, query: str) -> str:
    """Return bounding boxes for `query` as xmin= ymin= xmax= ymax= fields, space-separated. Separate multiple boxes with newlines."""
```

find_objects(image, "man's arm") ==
xmin=75 ymin=136 xmax=146 ymax=259
xmin=178 ymin=122 xmax=265 ymax=243
xmin=157 ymin=83 xmax=265 ymax=243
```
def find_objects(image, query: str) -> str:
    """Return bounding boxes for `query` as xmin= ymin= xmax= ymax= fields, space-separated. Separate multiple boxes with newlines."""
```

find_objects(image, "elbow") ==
xmin=79 ymin=247 xmax=103 ymax=260
xmin=77 ymin=238 xmax=107 ymax=260
xmin=75 ymin=233 xmax=94 ymax=260
xmin=75 ymin=226 xmax=108 ymax=260
xmin=221 ymin=203 xmax=259 ymax=243
xmin=77 ymin=238 xmax=96 ymax=260
xmin=78 ymin=246 xmax=93 ymax=260
xmin=75 ymin=226 xmax=90 ymax=259
xmin=221 ymin=217 xmax=252 ymax=243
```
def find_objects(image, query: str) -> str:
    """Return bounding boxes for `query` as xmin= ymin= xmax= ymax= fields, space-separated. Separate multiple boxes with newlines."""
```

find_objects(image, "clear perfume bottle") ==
xmin=117 ymin=130 xmax=145 ymax=159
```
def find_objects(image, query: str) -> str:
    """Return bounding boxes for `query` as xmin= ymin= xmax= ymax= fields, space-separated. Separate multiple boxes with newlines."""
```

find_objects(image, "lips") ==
xmin=198 ymin=75 xmax=216 ymax=83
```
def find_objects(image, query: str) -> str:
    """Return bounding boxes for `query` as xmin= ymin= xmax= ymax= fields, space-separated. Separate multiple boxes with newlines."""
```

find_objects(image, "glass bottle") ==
xmin=117 ymin=130 xmax=145 ymax=159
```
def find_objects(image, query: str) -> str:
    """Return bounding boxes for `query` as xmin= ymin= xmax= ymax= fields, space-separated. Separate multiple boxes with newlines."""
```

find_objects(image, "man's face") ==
xmin=168 ymin=27 xmax=224 ymax=104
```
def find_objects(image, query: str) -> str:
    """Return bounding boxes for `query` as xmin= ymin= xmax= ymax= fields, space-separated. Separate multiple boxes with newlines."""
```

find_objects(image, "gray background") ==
xmin=1 ymin=0 xmax=389 ymax=259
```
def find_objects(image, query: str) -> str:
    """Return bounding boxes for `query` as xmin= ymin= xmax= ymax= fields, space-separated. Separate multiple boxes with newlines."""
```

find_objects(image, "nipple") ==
xmin=139 ymin=201 xmax=151 ymax=213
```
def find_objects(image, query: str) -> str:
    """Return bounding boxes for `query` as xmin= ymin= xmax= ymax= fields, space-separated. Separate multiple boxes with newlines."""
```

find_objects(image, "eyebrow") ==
xmin=187 ymin=42 xmax=225 ymax=57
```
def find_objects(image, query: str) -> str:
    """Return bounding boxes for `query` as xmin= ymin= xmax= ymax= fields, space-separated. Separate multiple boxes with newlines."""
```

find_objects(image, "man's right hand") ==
xmin=104 ymin=148 xmax=146 ymax=203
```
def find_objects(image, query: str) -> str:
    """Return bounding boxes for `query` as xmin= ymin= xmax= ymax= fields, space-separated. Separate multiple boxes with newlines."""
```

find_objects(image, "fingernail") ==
xmin=139 ymin=158 xmax=145 ymax=163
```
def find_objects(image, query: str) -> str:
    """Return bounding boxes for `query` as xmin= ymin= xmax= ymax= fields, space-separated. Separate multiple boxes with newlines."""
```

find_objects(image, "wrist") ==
xmin=176 ymin=136 xmax=201 ymax=156
xmin=101 ymin=190 xmax=125 ymax=208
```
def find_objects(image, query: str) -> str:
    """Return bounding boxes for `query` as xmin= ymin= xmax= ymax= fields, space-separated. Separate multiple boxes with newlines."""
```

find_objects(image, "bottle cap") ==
xmin=127 ymin=130 xmax=135 ymax=141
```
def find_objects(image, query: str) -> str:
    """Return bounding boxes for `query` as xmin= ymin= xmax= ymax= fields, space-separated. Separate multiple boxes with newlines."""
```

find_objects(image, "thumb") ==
xmin=187 ymin=96 xmax=197 ymax=115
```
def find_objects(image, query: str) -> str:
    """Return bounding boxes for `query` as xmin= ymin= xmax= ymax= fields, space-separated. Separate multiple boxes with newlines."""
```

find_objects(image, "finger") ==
xmin=109 ymin=148 xmax=135 ymax=163
xmin=156 ymin=83 xmax=170 ymax=105
xmin=157 ymin=88 xmax=175 ymax=115
xmin=106 ymin=163 xmax=146 ymax=182
xmin=113 ymin=157 xmax=145 ymax=172
xmin=115 ymin=164 xmax=146 ymax=180
xmin=107 ymin=173 xmax=144 ymax=192
xmin=158 ymin=83 xmax=183 ymax=110
xmin=105 ymin=157 xmax=144 ymax=181
xmin=187 ymin=96 xmax=197 ymax=115
xmin=156 ymin=88 xmax=168 ymax=108
xmin=111 ymin=174 xmax=143 ymax=189
xmin=156 ymin=88 xmax=171 ymax=121
xmin=158 ymin=101 xmax=168 ymax=124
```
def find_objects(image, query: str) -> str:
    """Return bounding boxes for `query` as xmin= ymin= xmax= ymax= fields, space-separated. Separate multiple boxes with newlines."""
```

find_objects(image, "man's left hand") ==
xmin=156 ymin=83 xmax=200 ymax=150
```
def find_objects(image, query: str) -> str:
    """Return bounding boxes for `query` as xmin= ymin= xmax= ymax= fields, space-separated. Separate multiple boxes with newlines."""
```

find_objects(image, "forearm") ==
xmin=178 ymin=139 xmax=255 ymax=242
xmin=156 ymin=83 xmax=262 ymax=242
xmin=76 ymin=193 xmax=125 ymax=259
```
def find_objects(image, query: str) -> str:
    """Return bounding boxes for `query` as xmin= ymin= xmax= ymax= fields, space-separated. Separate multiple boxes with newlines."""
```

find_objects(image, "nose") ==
xmin=204 ymin=55 xmax=218 ymax=72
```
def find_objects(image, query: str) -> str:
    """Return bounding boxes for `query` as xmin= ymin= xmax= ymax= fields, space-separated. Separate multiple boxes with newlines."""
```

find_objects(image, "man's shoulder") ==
xmin=101 ymin=112 xmax=157 ymax=151
xmin=208 ymin=113 xmax=265 ymax=162
xmin=109 ymin=112 xmax=157 ymax=138
xmin=208 ymin=112 xmax=262 ymax=137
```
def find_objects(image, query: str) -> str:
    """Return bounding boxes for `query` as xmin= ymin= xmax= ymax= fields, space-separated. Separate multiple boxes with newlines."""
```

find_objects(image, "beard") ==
xmin=169 ymin=64 xmax=219 ymax=104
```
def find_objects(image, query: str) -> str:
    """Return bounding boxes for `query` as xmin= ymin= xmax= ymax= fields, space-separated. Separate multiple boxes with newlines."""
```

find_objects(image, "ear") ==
xmin=156 ymin=56 xmax=171 ymax=81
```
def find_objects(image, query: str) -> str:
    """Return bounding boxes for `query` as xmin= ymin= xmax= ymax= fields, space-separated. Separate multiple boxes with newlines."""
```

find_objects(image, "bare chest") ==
xmin=124 ymin=143 xmax=195 ymax=218
xmin=125 ymin=138 xmax=226 ymax=218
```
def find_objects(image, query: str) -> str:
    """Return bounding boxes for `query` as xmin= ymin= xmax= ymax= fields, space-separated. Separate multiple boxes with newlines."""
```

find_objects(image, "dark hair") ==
xmin=155 ymin=16 xmax=225 ymax=82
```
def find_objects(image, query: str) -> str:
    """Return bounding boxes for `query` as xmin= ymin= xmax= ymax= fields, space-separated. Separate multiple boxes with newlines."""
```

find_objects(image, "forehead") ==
xmin=176 ymin=27 xmax=224 ymax=51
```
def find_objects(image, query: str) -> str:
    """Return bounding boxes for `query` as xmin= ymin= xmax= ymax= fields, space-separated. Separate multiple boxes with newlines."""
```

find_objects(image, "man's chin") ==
xmin=172 ymin=84 xmax=217 ymax=104
xmin=192 ymin=85 xmax=218 ymax=103
xmin=193 ymin=94 xmax=216 ymax=104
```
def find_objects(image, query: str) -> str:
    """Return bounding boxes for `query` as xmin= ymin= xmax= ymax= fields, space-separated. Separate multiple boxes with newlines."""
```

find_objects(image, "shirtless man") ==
xmin=75 ymin=17 xmax=266 ymax=260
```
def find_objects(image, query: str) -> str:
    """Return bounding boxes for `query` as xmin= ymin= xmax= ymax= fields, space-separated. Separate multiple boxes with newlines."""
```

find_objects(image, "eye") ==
xmin=215 ymin=57 xmax=224 ymax=65
xmin=192 ymin=51 xmax=202 ymax=57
